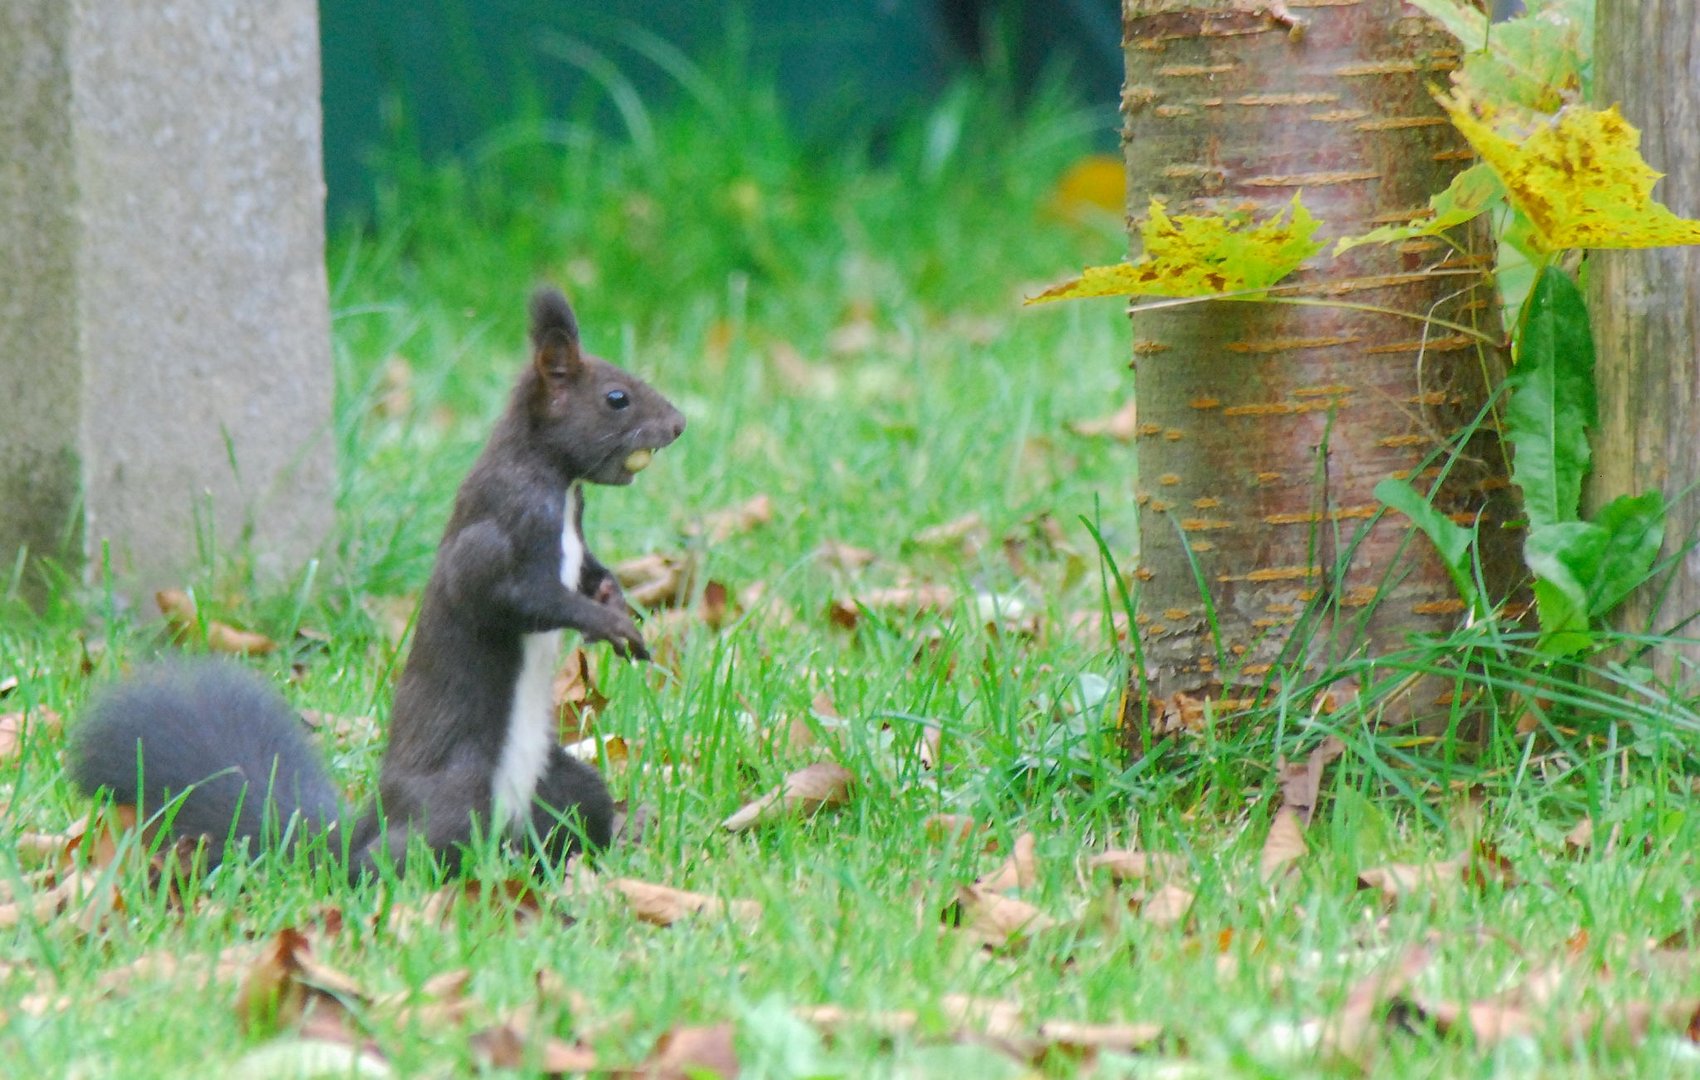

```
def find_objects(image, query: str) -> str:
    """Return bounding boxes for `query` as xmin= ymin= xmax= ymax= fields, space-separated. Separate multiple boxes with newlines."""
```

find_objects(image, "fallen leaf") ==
xmin=1356 ymin=859 xmax=1462 ymax=903
xmin=1278 ymin=737 xmax=1345 ymax=827
xmin=234 ymin=928 xmax=365 ymax=1038
xmin=553 ymin=649 xmax=607 ymax=740
xmin=470 ymin=1022 xmax=600 ymax=1074
xmin=0 ymin=870 xmax=105 ymax=930
xmin=815 ymin=539 xmax=876 ymax=573
xmin=912 ymin=513 xmax=987 ymax=554
xmin=1067 ymin=400 xmax=1139 ymax=442
xmin=300 ymin=710 xmax=379 ymax=747
xmin=923 ymin=815 xmax=994 ymax=848
xmin=1318 ymin=944 xmax=1433 ymax=1065
xmin=615 ymin=552 xmax=697 ymax=610
xmin=375 ymin=355 xmax=414 ymax=418
xmin=609 ymin=878 xmax=762 ymax=927
xmin=632 ymin=1022 xmax=741 ymax=1079
xmin=1035 ymin=1019 xmax=1164 ymax=1055
xmin=1259 ymin=807 xmax=1308 ymax=883
xmin=827 ymin=585 xmax=958 ymax=630
xmin=1087 ymin=849 xmax=1188 ymax=883
xmin=945 ymin=884 xmax=1060 ymax=949
xmin=1138 ymin=883 xmax=1195 ymax=929
xmin=0 ymin=706 xmax=61 ymax=763
xmin=721 ymin=761 xmax=853 ymax=832
xmin=938 ymin=994 xmax=1027 ymax=1041
xmin=977 ymin=832 xmax=1037 ymax=892
xmin=156 ymin=589 xmax=278 ymax=656
xmin=1564 ymin=816 xmax=1595 ymax=854
xmin=689 ymin=494 xmax=774 ymax=545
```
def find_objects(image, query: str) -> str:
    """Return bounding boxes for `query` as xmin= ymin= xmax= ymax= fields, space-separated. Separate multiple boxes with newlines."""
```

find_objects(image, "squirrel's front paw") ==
xmin=583 ymin=606 xmax=649 ymax=662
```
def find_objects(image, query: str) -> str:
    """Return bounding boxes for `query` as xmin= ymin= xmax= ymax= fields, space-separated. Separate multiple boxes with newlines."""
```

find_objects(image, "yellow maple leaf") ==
xmin=1028 ymin=194 xmax=1323 ymax=304
xmin=1439 ymin=90 xmax=1700 ymax=252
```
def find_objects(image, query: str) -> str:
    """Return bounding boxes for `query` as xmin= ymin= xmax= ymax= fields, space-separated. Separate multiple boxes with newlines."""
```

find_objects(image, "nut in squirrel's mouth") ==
xmin=623 ymin=448 xmax=655 ymax=474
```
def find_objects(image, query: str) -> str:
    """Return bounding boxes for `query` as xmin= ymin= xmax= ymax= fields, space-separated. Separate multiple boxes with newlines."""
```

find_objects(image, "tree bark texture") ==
xmin=1589 ymin=3 xmax=1700 ymax=669
xmin=1122 ymin=0 xmax=1516 ymax=725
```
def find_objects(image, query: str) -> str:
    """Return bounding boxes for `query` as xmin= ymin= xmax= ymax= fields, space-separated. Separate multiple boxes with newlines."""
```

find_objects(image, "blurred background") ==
xmin=320 ymin=0 xmax=1122 ymax=219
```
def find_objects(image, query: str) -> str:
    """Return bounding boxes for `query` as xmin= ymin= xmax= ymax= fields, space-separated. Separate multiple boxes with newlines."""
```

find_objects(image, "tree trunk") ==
xmin=1120 ymin=0 xmax=1516 ymax=737
xmin=1589 ymin=2 xmax=1700 ymax=669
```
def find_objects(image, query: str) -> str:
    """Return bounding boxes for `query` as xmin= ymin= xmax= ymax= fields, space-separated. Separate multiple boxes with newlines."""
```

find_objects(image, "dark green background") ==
xmin=318 ymin=1 xmax=1122 ymax=219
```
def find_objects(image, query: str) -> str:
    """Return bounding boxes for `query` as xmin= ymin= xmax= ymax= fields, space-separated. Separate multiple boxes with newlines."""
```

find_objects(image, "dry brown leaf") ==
xmin=610 ymin=878 xmax=761 ymax=927
xmin=0 ymin=705 xmax=61 ymax=764
xmin=0 ymin=870 xmax=105 ymax=930
xmin=615 ymin=552 xmax=697 ymax=610
xmin=1087 ymin=849 xmax=1188 ymax=883
xmin=912 ymin=513 xmax=988 ymax=553
xmin=946 ymin=884 xmax=1060 ymax=949
xmin=629 ymin=1022 xmax=741 ymax=1079
xmin=1564 ymin=816 xmax=1595 ymax=854
xmin=300 ymin=710 xmax=379 ymax=747
xmin=156 ymin=589 xmax=278 ymax=656
xmin=1138 ymin=883 xmax=1195 ymax=929
xmin=976 ymin=832 xmax=1037 ymax=892
xmin=923 ymin=815 xmax=994 ymax=848
xmin=793 ymin=1004 xmax=921 ymax=1038
xmin=375 ymin=355 xmax=414 ymax=418
xmin=827 ymin=585 xmax=958 ymax=630
xmin=470 ymin=1022 xmax=600 ymax=1073
xmin=1259 ymin=806 xmax=1308 ymax=883
xmin=938 ymin=994 xmax=1027 ymax=1040
xmin=234 ymin=928 xmax=365 ymax=1037
xmin=1319 ymin=944 xmax=1434 ymax=1065
xmin=690 ymin=494 xmax=775 ymax=545
xmin=918 ymin=724 xmax=942 ymax=770
xmin=363 ymin=594 xmax=419 ymax=646
xmin=1067 ymin=400 xmax=1139 ymax=442
xmin=1358 ymin=843 xmax=1516 ymax=904
xmin=1356 ymin=859 xmax=1462 ymax=902
xmin=553 ymin=648 xmax=607 ymax=741
xmin=1278 ymin=737 xmax=1345 ymax=827
xmin=815 ymin=539 xmax=876 ymax=574
xmin=721 ymin=761 xmax=853 ymax=832
xmin=1036 ymin=1019 xmax=1164 ymax=1054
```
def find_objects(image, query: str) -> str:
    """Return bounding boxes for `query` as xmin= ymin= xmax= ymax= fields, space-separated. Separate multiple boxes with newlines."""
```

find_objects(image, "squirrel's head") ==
xmin=525 ymin=286 xmax=685 ymax=485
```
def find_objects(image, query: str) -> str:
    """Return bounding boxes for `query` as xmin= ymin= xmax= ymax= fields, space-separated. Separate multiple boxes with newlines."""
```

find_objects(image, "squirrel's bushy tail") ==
xmin=69 ymin=660 xmax=341 ymax=864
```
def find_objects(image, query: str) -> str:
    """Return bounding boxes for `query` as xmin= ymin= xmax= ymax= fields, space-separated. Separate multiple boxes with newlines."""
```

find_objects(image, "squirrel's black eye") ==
xmin=605 ymin=389 xmax=630 ymax=410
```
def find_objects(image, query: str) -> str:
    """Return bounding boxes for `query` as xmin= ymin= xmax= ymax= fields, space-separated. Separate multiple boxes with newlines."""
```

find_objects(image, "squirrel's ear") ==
xmin=529 ymin=286 xmax=583 ymax=381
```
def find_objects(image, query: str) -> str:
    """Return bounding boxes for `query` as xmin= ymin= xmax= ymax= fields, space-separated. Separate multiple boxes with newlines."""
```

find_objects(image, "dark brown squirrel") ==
xmin=69 ymin=286 xmax=685 ymax=879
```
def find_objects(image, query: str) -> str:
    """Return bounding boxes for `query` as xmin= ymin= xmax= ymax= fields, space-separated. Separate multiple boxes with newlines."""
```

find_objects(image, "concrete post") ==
xmin=0 ymin=1 xmax=334 ymax=604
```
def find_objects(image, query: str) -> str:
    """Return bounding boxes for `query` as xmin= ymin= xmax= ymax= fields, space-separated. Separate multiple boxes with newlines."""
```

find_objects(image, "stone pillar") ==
xmin=0 ymin=1 xmax=334 ymax=603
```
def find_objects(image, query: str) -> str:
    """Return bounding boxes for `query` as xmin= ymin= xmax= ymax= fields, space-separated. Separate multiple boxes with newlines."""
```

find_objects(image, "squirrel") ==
xmin=68 ymin=286 xmax=686 ymax=880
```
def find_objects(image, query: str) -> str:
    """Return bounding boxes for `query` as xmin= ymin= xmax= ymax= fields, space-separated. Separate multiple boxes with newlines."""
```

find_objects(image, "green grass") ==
xmin=5 ymin=57 xmax=1700 ymax=1079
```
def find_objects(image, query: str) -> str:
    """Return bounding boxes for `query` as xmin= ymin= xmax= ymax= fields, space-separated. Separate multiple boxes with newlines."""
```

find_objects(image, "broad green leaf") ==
xmin=1419 ymin=0 xmax=1591 ymax=112
xmin=1439 ymin=91 xmax=1700 ymax=252
xmin=1589 ymin=490 xmax=1666 ymax=617
xmin=1408 ymin=0 xmax=1486 ymax=51
xmin=1525 ymin=521 xmax=1607 ymax=656
xmin=1334 ymin=164 xmax=1505 ymax=254
xmin=1028 ymin=194 xmax=1323 ymax=303
xmin=1374 ymin=478 xmax=1479 ymax=616
xmin=1505 ymin=268 xmax=1594 ymax=529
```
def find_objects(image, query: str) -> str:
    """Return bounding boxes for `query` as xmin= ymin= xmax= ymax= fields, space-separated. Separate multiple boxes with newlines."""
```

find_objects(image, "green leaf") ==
xmin=1589 ymin=490 xmax=1666 ymax=617
xmin=1505 ymin=268 xmax=1595 ymax=529
xmin=1334 ymin=163 xmax=1505 ymax=254
xmin=1525 ymin=521 xmax=1607 ymax=655
xmin=1374 ymin=477 xmax=1479 ymax=615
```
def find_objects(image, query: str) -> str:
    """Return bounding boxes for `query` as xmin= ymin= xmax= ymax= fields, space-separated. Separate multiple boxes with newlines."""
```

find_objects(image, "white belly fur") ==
xmin=491 ymin=484 xmax=586 ymax=832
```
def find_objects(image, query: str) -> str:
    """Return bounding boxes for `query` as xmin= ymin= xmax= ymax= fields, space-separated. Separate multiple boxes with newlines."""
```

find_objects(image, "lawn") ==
xmin=4 ymin=59 xmax=1700 ymax=1079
